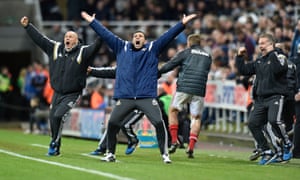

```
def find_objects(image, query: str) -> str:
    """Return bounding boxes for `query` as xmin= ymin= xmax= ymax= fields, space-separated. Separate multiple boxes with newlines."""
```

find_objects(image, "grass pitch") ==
xmin=0 ymin=129 xmax=299 ymax=180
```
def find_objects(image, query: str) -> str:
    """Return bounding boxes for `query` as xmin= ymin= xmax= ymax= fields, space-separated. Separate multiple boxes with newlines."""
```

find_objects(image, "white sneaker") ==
xmin=162 ymin=154 xmax=172 ymax=164
xmin=100 ymin=153 xmax=116 ymax=162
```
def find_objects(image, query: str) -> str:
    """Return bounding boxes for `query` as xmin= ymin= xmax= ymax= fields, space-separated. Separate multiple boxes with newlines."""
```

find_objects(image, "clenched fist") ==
xmin=20 ymin=16 xmax=29 ymax=27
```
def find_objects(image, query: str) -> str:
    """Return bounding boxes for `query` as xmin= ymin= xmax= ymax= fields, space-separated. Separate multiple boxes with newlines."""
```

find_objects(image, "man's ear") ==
xmin=78 ymin=38 xmax=83 ymax=44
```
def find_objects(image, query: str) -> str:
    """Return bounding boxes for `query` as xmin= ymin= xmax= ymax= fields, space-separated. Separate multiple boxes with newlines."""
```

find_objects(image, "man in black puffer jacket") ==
xmin=21 ymin=16 xmax=102 ymax=156
xmin=159 ymin=34 xmax=212 ymax=158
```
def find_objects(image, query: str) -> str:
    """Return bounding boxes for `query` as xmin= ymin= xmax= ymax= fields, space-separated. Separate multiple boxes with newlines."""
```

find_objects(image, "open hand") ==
xmin=81 ymin=11 xmax=95 ymax=23
xmin=182 ymin=14 xmax=198 ymax=25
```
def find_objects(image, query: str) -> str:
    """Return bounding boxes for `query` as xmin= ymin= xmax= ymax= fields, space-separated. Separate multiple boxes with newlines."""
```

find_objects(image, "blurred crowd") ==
xmin=41 ymin=0 xmax=300 ymax=68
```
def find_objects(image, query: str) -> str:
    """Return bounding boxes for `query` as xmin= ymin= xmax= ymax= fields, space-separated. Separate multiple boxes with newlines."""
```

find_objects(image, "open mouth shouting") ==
xmin=132 ymin=31 xmax=146 ymax=50
xmin=64 ymin=31 xmax=78 ymax=51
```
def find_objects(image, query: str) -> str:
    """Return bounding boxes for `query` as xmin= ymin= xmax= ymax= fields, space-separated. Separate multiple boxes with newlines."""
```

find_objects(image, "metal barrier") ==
xmin=204 ymin=80 xmax=250 ymax=135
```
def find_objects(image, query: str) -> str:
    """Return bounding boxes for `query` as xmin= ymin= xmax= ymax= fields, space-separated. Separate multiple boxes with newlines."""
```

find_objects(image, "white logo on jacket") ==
xmin=152 ymin=99 xmax=158 ymax=106
xmin=191 ymin=49 xmax=209 ymax=57
xmin=276 ymin=54 xmax=287 ymax=66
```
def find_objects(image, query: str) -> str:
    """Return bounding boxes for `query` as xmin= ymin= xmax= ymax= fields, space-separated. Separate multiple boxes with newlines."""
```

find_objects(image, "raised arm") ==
xmin=235 ymin=47 xmax=256 ymax=76
xmin=153 ymin=14 xmax=198 ymax=53
xmin=20 ymin=16 xmax=55 ymax=55
xmin=81 ymin=11 xmax=124 ymax=53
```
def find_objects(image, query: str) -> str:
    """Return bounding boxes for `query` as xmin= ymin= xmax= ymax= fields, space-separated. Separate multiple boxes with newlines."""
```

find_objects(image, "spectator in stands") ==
xmin=17 ymin=68 xmax=27 ymax=98
xmin=81 ymin=11 xmax=197 ymax=163
xmin=67 ymin=0 xmax=85 ymax=21
xmin=48 ymin=24 xmax=65 ymax=42
xmin=90 ymin=84 xmax=106 ymax=109
xmin=94 ymin=0 xmax=111 ymax=21
xmin=39 ymin=0 xmax=62 ymax=20
xmin=25 ymin=62 xmax=48 ymax=134
xmin=42 ymin=65 xmax=54 ymax=106
xmin=31 ymin=62 xmax=48 ymax=102
xmin=20 ymin=15 xmax=102 ymax=156
xmin=235 ymin=28 xmax=256 ymax=61
xmin=159 ymin=34 xmax=212 ymax=158
xmin=235 ymin=33 xmax=293 ymax=165
xmin=0 ymin=66 xmax=12 ymax=121
xmin=16 ymin=67 xmax=28 ymax=120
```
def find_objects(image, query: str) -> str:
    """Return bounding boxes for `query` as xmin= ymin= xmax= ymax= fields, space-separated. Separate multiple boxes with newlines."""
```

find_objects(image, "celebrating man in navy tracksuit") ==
xmin=81 ymin=11 xmax=197 ymax=163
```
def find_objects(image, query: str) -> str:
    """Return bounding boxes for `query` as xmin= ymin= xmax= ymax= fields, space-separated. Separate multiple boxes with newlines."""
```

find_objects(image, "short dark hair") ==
xmin=133 ymin=30 xmax=146 ymax=39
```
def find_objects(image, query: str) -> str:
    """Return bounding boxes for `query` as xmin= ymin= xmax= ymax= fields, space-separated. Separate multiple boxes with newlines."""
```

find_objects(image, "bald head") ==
xmin=64 ymin=31 xmax=79 ymax=51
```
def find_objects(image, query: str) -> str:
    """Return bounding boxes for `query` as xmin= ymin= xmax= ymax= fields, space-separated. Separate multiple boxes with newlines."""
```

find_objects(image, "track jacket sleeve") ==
xmin=24 ymin=23 xmax=55 ymax=55
xmin=89 ymin=20 xmax=125 ymax=53
xmin=235 ymin=55 xmax=256 ymax=76
xmin=81 ymin=37 xmax=102 ymax=64
xmin=271 ymin=52 xmax=288 ymax=74
xmin=159 ymin=50 xmax=186 ymax=74
xmin=152 ymin=22 xmax=185 ymax=54
xmin=89 ymin=67 xmax=116 ymax=79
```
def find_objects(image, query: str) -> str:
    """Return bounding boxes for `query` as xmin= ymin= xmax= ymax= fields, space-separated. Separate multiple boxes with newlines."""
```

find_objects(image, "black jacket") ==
xmin=286 ymin=60 xmax=297 ymax=100
xmin=235 ymin=49 xmax=288 ymax=97
xmin=159 ymin=45 xmax=212 ymax=97
xmin=25 ymin=24 xmax=102 ymax=94
xmin=89 ymin=67 xmax=116 ymax=79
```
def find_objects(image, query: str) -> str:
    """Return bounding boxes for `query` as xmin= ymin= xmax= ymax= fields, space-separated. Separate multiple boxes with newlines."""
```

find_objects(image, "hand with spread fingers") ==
xmin=181 ymin=14 xmax=198 ymax=25
xmin=81 ymin=11 xmax=95 ymax=23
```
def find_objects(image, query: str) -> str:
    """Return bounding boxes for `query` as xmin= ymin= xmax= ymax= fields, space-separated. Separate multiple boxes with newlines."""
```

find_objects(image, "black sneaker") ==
xmin=169 ymin=143 xmax=178 ymax=154
xmin=249 ymin=149 xmax=262 ymax=161
xmin=186 ymin=149 xmax=194 ymax=158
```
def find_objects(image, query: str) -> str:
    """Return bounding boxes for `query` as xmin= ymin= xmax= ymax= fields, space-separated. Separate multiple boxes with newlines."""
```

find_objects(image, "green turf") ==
xmin=0 ymin=129 xmax=299 ymax=180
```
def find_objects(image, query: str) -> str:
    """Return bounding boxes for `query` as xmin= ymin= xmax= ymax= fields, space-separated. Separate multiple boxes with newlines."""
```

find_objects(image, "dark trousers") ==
xmin=293 ymin=101 xmax=300 ymax=157
xmin=282 ymin=99 xmax=295 ymax=135
xmin=49 ymin=92 xmax=81 ymax=146
xmin=248 ymin=95 xmax=290 ymax=151
xmin=107 ymin=98 xmax=168 ymax=155
xmin=98 ymin=109 xmax=143 ymax=150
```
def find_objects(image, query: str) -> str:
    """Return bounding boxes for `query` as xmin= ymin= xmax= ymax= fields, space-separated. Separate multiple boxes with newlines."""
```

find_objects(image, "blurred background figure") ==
xmin=0 ymin=66 xmax=13 ymax=121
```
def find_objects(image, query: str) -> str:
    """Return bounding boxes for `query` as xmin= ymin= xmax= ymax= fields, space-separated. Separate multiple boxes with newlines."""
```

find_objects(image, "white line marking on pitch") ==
xmin=31 ymin=144 xmax=48 ymax=148
xmin=81 ymin=153 xmax=101 ymax=159
xmin=0 ymin=149 xmax=134 ymax=180
xmin=31 ymin=144 xmax=121 ymax=162
xmin=81 ymin=153 xmax=121 ymax=162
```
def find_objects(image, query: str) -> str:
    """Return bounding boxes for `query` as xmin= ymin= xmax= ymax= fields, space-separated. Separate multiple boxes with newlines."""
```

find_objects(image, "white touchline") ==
xmin=31 ymin=144 xmax=48 ymax=148
xmin=81 ymin=153 xmax=103 ymax=159
xmin=0 ymin=149 xmax=134 ymax=180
